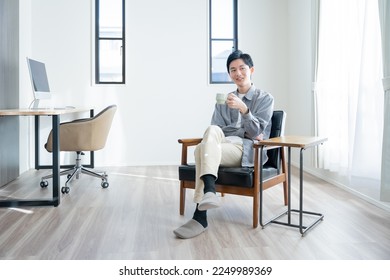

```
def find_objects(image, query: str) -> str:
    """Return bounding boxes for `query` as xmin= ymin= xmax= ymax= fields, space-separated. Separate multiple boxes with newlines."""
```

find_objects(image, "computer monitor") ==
xmin=27 ymin=57 xmax=51 ymax=108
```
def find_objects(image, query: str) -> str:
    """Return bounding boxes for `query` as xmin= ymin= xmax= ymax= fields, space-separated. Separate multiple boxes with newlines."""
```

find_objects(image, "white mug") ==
xmin=216 ymin=93 xmax=227 ymax=104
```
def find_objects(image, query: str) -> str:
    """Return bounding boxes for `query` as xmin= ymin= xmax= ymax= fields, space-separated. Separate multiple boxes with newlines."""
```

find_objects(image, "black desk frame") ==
xmin=0 ymin=114 xmax=61 ymax=207
xmin=259 ymin=143 xmax=325 ymax=236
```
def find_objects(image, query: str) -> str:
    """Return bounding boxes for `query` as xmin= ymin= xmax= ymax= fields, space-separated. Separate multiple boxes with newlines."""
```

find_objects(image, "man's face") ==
xmin=228 ymin=59 xmax=254 ymax=88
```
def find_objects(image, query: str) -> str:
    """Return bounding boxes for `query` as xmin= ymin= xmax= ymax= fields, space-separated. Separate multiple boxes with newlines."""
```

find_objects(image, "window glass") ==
xmin=211 ymin=41 xmax=234 ymax=82
xmin=98 ymin=40 xmax=123 ymax=83
xmin=211 ymin=0 xmax=234 ymax=38
xmin=99 ymin=0 xmax=122 ymax=38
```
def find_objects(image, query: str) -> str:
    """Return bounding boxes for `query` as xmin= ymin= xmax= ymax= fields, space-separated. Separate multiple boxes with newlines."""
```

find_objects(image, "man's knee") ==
xmin=203 ymin=125 xmax=224 ymax=140
xmin=205 ymin=125 xmax=222 ymax=133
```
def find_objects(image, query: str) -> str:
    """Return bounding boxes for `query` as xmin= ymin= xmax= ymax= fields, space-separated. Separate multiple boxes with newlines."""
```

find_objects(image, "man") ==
xmin=174 ymin=50 xmax=274 ymax=239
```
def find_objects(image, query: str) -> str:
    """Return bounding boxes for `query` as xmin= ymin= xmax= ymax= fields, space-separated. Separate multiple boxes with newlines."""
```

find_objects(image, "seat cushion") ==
xmin=178 ymin=165 xmax=279 ymax=188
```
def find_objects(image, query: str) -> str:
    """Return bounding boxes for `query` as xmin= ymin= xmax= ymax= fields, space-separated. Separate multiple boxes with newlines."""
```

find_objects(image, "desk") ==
xmin=0 ymin=108 xmax=91 ymax=208
xmin=259 ymin=135 xmax=328 ymax=236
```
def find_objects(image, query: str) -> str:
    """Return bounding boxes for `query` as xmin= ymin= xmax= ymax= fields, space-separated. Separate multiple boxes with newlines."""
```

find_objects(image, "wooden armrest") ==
xmin=178 ymin=138 xmax=202 ymax=146
xmin=253 ymin=141 xmax=281 ymax=150
xmin=178 ymin=138 xmax=202 ymax=165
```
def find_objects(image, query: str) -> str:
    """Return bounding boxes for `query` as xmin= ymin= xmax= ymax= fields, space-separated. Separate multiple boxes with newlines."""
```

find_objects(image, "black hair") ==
xmin=226 ymin=50 xmax=254 ymax=73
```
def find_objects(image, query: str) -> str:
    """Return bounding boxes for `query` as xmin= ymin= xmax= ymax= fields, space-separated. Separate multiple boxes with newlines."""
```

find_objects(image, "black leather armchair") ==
xmin=178 ymin=110 xmax=288 ymax=228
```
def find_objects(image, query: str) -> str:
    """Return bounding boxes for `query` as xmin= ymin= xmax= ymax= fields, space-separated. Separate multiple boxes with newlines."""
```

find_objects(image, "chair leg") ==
xmin=40 ymin=151 xmax=109 ymax=192
xmin=253 ymin=194 xmax=259 ymax=228
xmin=179 ymin=182 xmax=186 ymax=215
xmin=282 ymin=181 xmax=288 ymax=206
xmin=64 ymin=167 xmax=80 ymax=187
xmin=80 ymin=167 xmax=107 ymax=181
xmin=41 ymin=167 xmax=76 ymax=181
xmin=281 ymin=147 xmax=288 ymax=205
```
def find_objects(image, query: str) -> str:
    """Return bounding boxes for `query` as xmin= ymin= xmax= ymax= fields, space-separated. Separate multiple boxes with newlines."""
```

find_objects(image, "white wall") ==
xmin=19 ymin=0 xmax=292 ymax=169
xmin=286 ymin=0 xmax=316 ymax=167
xmin=287 ymin=0 xmax=314 ymax=136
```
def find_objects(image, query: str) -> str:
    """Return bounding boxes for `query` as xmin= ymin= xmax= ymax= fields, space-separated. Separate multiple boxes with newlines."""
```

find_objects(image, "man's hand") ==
xmin=254 ymin=133 xmax=264 ymax=141
xmin=226 ymin=93 xmax=248 ymax=114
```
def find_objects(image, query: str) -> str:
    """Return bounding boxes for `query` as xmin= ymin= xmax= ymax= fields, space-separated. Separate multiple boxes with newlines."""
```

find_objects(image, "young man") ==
xmin=174 ymin=50 xmax=274 ymax=239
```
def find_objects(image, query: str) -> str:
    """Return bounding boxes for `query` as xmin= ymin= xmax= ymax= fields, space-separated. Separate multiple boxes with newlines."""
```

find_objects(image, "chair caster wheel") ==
xmin=40 ymin=180 xmax=49 ymax=188
xmin=101 ymin=181 xmax=109 ymax=188
xmin=61 ymin=186 xmax=70 ymax=194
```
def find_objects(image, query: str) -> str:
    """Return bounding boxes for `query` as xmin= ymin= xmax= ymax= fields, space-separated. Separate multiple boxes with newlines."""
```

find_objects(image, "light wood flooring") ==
xmin=0 ymin=165 xmax=389 ymax=260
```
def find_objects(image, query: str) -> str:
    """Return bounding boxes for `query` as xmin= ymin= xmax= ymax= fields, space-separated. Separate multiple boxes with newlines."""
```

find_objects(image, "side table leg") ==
xmin=299 ymin=148 xmax=304 ymax=235
xmin=287 ymin=147 xmax=292 ymax=223
xmin=259 ymin=145 xmax=264 ymax=227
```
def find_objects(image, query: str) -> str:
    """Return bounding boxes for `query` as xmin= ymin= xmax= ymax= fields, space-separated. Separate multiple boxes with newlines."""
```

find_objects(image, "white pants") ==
xmin=193 ymin=125 xmax=243 ymax=203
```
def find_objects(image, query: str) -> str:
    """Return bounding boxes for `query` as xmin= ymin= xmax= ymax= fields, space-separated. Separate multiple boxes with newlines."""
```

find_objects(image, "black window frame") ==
xmin=95 ymin=0 xmax=126 ymax=84
xmin=209 ymin=0 xmax=238 ymax=84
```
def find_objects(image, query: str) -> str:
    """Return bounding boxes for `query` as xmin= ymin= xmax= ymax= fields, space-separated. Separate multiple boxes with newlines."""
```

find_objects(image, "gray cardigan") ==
xmin=211 ymin=85 xmax=274 ymax=167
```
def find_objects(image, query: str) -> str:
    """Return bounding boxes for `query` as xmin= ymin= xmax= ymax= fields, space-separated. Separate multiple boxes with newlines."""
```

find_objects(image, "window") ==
xmin=95 ymin=0 xmax=125 ymax=84
xmin=209 ymin=0 xmax=238 ymax=84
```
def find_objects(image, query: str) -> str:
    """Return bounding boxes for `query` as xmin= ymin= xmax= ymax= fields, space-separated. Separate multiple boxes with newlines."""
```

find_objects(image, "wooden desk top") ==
xmin=0 ymin=108 xmax=91 ymax=116
xmin=259 ymin=135 xmax=328 ymax=149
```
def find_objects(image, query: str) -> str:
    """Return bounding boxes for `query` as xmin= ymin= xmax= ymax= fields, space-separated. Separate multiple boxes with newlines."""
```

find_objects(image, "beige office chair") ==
xmin=40 ymin=105 xmax=117 ymax=194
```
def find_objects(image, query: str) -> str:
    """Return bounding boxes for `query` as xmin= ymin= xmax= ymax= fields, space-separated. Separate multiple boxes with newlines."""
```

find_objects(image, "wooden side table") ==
xmin=259 ymin=135 xmax=328 ymax=236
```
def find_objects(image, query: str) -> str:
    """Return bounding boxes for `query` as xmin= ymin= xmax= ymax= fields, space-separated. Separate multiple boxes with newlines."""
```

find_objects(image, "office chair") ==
xmin=178 ymin=110 xmax=288 ymax=228
xmin=40 ymin=105 xmax=117 ymax=194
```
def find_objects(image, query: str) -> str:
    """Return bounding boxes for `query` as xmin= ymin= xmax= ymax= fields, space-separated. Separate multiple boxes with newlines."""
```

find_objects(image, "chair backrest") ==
xmin=86 ymin=105 xmax=117 ymax=150
xmin=45 ymin=105 xmax=117 ymax=152
xmin=264 ymin=110 xmax=286 ymax=169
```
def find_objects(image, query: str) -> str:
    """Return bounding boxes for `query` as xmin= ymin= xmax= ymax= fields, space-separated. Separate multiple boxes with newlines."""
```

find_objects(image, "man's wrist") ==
xmin=241 ymin=107 xmax=249 ymax=114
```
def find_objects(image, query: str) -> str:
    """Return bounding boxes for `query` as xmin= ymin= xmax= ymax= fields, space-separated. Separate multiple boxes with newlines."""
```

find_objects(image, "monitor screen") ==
xmin=27 ymin=57 xmax=51 ymax=103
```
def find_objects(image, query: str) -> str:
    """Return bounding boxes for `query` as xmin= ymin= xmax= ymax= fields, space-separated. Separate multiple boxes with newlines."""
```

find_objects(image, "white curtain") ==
xmin=378 ymin=0 xmax=390 ymax=201
xmin=316 ymin=0 xmax=384 ymax=180
xmin=312 ymin=0 xmax=320 ymax=168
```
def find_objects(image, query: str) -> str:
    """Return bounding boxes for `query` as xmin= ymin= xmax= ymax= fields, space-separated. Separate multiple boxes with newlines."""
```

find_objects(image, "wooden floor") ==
xmin=0 ymin=165 xmax=389 ymax=260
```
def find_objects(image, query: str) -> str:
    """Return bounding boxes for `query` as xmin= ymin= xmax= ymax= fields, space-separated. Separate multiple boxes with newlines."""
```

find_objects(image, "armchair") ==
xmin=178 ymin=110 xmax=288 ymax=228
